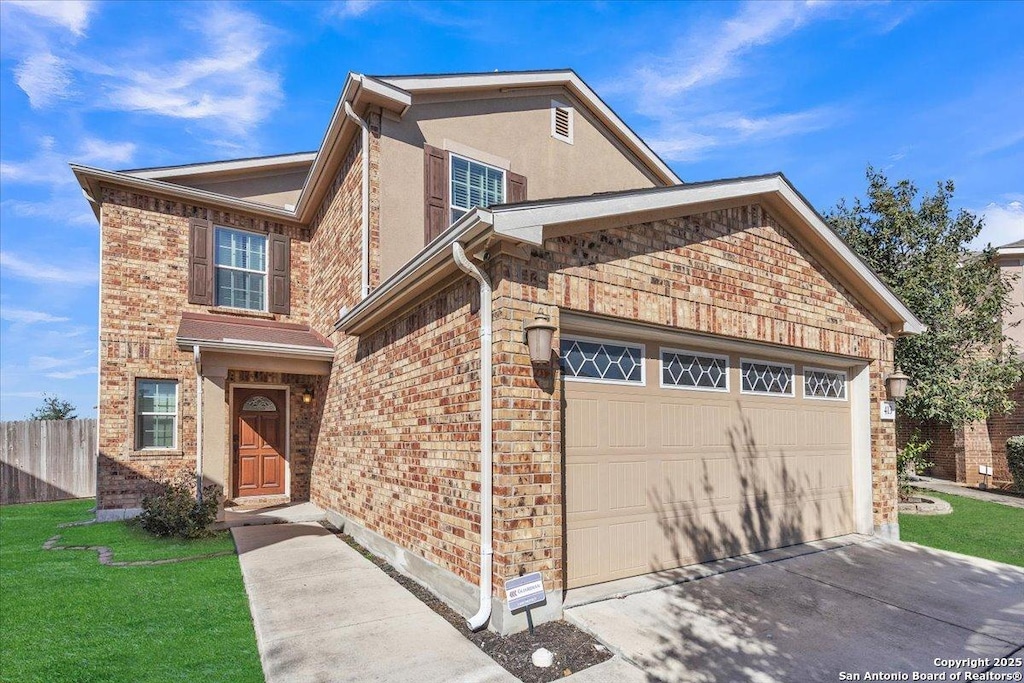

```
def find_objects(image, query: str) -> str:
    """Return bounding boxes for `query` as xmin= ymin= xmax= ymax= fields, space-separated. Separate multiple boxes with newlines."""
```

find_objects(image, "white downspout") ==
xmin=193 ymin=345 xmax=204 ymax=505
xmin=452 ymin=242 xmax=493 ymax=632
xmin=343 ymin=98 xmax=371 ymax=299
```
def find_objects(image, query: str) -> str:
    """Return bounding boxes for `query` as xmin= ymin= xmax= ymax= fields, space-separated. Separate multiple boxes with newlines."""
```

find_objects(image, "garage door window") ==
xmin=741 ymin=360 xmax=794 ymax=396
xmin=804 ymin=367 xmax=847 ymax=400
xmin=561 ymin=337 xmax=644 ymax=384
xmin=660 ymin=348 xmax=729 ymax=391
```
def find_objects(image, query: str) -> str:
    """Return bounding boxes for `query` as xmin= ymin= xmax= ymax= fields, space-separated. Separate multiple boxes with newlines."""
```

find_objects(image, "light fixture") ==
xmin=301 ymin=388 xmax=314 ymax=404
xmin=885 ymin=369 xmax=910 ymax=400
xmin=523 ymin=313 xmax=557 ymax=365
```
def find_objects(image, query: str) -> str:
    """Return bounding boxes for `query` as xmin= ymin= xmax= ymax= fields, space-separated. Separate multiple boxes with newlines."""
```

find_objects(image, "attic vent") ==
xmin=551 ymin=100 xmax=574 ymax=144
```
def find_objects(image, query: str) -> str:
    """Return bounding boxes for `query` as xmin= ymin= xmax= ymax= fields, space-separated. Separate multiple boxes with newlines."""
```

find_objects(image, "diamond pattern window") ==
xmin=560 ymin=338 xmax=644 ymax=383
xmin=804 ymin=368 xmax=847 ymax=400
xmin=661 ymin=349 xmax=728 ymax=391
xmin=741 ymin=360 xmax=794 ymax=395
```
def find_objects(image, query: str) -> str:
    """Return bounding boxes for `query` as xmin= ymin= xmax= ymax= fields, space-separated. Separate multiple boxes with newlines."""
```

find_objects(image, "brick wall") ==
xmin=97 ymin=190 xmax=311 ymax=510
xmin=989 ymin=380 xmax=1024 ymax=483
xmin=313 ymin=202 xmax=899 ymax=604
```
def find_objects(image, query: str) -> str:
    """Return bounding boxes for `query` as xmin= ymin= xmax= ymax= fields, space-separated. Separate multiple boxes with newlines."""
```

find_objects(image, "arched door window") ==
xmin=241 ymin=395 xmax=277 ymax=412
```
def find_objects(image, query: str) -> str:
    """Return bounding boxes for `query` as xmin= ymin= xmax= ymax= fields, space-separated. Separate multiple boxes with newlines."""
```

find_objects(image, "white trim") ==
xmin=560 ymin=334 xmax=646 ymax=386
xmin=229 ymin=383 xmax=291 ymax=500
xmin=849 ymin=363 xmax=873 ymax=535
xmin=802 ymin=365 xmax=849 ymax=402
xmin=135 ymin=378 xmax=179 ymax=451
xmin=177 ymin=338 xmax=334 ymax=360
xmin=658 ymin=346 xmax=730 ymax=393
xmin=550 ymin=100 xmax=574 ymax=145
xmin=126 ymin=153 xmax=316 ymax=180
xmin=739 ymin=358 xmax=796 ymax=397
xmin=997 ymin=247 xmax=1024 ymax=257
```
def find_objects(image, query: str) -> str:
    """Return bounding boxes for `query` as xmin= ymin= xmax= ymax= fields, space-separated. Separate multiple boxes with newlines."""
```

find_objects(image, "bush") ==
xmin=135 ymin=473 xmax=220 ymax=539
xmin=1007 ymin=436 xmax=1024 ymax=492
xmin=898 ymin=431 xmax=933 ymax=500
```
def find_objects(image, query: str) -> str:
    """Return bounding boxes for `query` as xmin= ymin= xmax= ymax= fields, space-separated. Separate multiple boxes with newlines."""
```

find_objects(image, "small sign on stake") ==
xmin=507 ymin=571 xmax=546 ymax=634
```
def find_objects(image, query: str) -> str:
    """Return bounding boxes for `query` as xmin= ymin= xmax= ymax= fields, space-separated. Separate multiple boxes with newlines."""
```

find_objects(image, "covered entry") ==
xmin=563 ymin=327 xmax=859 ymax=589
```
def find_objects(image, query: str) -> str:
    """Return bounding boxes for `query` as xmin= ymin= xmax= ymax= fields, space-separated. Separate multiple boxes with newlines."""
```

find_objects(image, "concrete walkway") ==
xmin=232 ymin=522 xmax=514 ymax=683
xmin=912 ymin=475 xmax=1024 ymax=509
xmin=217 ymin=501 xmax=328 ymax=529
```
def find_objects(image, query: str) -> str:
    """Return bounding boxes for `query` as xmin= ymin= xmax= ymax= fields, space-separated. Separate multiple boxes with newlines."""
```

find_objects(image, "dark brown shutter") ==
xmin=188 ymin=218 xmax=214 ymax=306
xmin=268 ymin=232 xmax=290 ymax=315
xmin=508 ymin=172 xmax=527 ymax=204
xmin=424 ymin=144 xmax=448 ymax=244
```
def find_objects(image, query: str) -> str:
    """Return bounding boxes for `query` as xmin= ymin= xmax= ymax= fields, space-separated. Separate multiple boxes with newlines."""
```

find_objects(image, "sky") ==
xmin=1 ymin=0 xmax=1022 ymax=421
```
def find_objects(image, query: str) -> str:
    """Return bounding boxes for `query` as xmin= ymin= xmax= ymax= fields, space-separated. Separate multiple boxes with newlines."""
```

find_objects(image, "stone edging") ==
xmin=42 ymin=534 xmax=234 ymax=567
xmin=898 ymin=493 xmax=953 ymax=516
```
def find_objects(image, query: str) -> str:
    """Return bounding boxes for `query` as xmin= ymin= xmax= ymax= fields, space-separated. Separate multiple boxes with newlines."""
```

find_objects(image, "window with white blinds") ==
xmin=450 ymin=154 xmax=505 ymax=224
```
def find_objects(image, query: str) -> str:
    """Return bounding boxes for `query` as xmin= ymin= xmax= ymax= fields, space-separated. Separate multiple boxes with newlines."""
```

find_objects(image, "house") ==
xmin=73 ymin=69 xmax=924 ymax=634
xmin=903 ymin=239 xmax=1023 ymax=487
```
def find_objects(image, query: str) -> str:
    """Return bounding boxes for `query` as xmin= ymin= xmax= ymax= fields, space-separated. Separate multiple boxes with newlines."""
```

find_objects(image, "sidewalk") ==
xmin=912 ymin=476 xmax=1024 ymax=509
xmin=232 ymin=522 xmax=514 ymax=683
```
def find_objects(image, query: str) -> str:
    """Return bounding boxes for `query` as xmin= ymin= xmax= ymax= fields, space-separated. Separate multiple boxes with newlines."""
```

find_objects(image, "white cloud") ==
xmin=326 ymin=0 xmax=379 ymax=20
xmin=4 ymin=0 xmax=94 ymax=36
xmin=0 ymin=251 xmax=97 ymax=285
xmin=13 ymin=51 xmax=73 ymax=108
xmin=970 ymin=201 xmax=1024 ymax=250
xmin=92 ymin=5 xmax=282 ymax=136
xmin=1 ymin=136 xmax=136 ymax=189
xmin=46 ymin=367 xmax=97 ymax=380
xmin=77 ymin=138 xmax=137 ymax=166
xmin=0 ymin=308 xmax=70 ymax=325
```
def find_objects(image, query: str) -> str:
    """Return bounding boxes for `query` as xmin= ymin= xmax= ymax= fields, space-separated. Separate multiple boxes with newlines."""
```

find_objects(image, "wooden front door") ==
xmin=234 ymin=389 xmax=286 ymax=498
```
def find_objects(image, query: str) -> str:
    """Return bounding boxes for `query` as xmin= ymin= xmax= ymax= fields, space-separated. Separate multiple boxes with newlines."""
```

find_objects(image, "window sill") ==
xmin=129 ymin=449 xmax=185 ymax=459
xmin=207 ymin=307 xmax=275 ymax=320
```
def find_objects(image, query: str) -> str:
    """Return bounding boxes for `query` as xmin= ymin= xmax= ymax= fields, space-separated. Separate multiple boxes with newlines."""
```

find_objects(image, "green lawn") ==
xmin=0 ymin=499 xmax=263 ymax=683
xmin=899 ymin=491 xmax=1024 ymax=567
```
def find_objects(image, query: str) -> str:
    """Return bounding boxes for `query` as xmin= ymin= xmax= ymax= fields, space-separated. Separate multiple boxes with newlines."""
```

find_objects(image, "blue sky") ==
xmin=1 ymin=0 xmax=1022 ymax=420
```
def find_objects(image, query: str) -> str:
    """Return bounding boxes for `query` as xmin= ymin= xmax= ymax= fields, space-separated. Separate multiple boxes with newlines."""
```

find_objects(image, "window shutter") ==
xmin=188 ymin=218 xmax=214 ymax=306
xmin=424 ymin=144 xmax=448 ymax=244
xmin=508 ymin=172 xmax=527 ymax=204
xmin=268 ymin=232 xmax=290 ymax=315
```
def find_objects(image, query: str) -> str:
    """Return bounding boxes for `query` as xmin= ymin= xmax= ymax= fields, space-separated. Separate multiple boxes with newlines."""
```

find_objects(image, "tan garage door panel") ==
xmin=565 ymin=340 xmax=853 ymax=588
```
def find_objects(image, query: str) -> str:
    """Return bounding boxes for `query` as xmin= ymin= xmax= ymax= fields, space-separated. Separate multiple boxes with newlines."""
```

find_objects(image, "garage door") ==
xmin=564 ymin=333 xmax=854 ymax=588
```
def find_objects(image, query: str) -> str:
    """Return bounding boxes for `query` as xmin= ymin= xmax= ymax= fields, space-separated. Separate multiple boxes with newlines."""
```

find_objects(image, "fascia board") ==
xmin=176 ymin=337 xmax=335 ymax=360
xmin=127 ymin=153 xmax=317 ymax=180
xmin=70 ymin=164 xmax=301 ymax=223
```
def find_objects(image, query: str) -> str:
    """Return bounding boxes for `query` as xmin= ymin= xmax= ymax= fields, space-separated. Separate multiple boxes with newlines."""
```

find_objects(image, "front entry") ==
xmin=233 ymin=388 xmax=286 ymax=498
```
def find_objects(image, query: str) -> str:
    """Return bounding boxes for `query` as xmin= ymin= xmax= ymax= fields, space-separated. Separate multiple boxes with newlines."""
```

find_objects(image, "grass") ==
xmin=0 ymin=499 xmax=262 ymax=683
xmin=899 ymin=491 xmax=1024 ymax=567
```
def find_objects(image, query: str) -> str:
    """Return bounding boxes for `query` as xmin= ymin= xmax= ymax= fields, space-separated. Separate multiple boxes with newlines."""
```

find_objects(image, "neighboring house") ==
xmin=904 ymin=239 xmax=1023 ymax=486
xmin=73 ymin=69 xmax=924 ymax=634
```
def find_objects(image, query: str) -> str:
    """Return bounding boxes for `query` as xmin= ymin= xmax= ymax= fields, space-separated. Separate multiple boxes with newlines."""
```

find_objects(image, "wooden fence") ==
xmin=1 ymin=419 xmax=96 ymax=505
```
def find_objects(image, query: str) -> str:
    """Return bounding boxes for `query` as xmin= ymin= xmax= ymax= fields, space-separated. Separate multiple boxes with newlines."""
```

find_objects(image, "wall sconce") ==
xmin=523 ymin=313 xmax=557 ymax=365
xmin=301 ymin=388 xmax=314 ymax=405
xmin=885 ymin=369 xmax=910 ymax=400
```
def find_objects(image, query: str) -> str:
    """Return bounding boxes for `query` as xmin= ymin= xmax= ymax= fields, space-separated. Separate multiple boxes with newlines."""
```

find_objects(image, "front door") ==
xmin=234 ymin=388 xmax=286 ymax=498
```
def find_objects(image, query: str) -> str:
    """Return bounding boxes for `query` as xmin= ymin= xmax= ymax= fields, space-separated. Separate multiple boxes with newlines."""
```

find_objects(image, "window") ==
xmin=804 ymin=367 xmax=847 ymax=400
xmin=241 ymin=395 xmax=277 ymax=412
xmin=450 ymin=155 xmax=505 ymax=224
xmin=561 ymin=337 xmax=644 ymax=384
xmin=661 ymin=349 xmax=729 ymax=391
xmin=215 ymin=227 xmax=267 ymax=311
xmin=740 ymin=360 xmax=794 ymax=396
xmin=136 ymin=380 xmax=178 ymax=450
xmin=551 ymin=100 xmax=574 ymax=144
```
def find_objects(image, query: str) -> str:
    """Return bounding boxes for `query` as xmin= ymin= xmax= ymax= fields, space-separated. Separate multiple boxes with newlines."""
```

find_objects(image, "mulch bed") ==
xmin=333 ymin=531 xmax=612 ymax=682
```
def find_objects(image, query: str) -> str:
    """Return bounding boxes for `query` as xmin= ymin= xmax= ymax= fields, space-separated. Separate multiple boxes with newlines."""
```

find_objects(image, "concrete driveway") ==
xmin=566 ymin=540 xmax=1024 ymax=682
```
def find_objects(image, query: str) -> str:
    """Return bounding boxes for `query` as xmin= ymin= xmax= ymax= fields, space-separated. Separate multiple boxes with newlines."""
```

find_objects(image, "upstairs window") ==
xmin=215 ymin=227 xmax=267 ymax=311
xmin=450 ymin=154 xmax=505 ymax=224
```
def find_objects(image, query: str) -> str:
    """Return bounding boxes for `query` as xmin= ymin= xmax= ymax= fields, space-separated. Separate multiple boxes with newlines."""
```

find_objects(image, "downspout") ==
xmin=452 ymin=242 xmax=493 ymax=632
xmin=343 ymin=98 xmax=371 ymax=299
xmin=193 ymin=345 xmax=203 ymax=505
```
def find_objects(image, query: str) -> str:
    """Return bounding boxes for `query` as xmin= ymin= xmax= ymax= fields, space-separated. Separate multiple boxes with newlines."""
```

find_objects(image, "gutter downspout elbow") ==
xmin=343 ymin=100 xmax=371 ymax=300
xmin=193 ymin=345 xmax=203 ymax=505
xmin=452 ymin=242 xmax=493 ymax=632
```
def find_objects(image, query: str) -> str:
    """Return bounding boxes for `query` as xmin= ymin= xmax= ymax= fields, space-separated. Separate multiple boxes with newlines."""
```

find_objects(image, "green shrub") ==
xmin=1007 ymin=436 xmax=1024 ymax=492
xmin=135 ymin=473 xmax=220 ymax=539
xmin=898 ymin=431 xmax=933 ymax=500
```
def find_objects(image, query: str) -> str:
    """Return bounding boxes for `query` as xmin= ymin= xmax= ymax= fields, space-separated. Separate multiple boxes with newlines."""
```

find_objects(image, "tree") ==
xmin=29 ymin=394 xmax=78 ymax=421
xmin=827 ymin=167 xmax=1023 ymax=426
